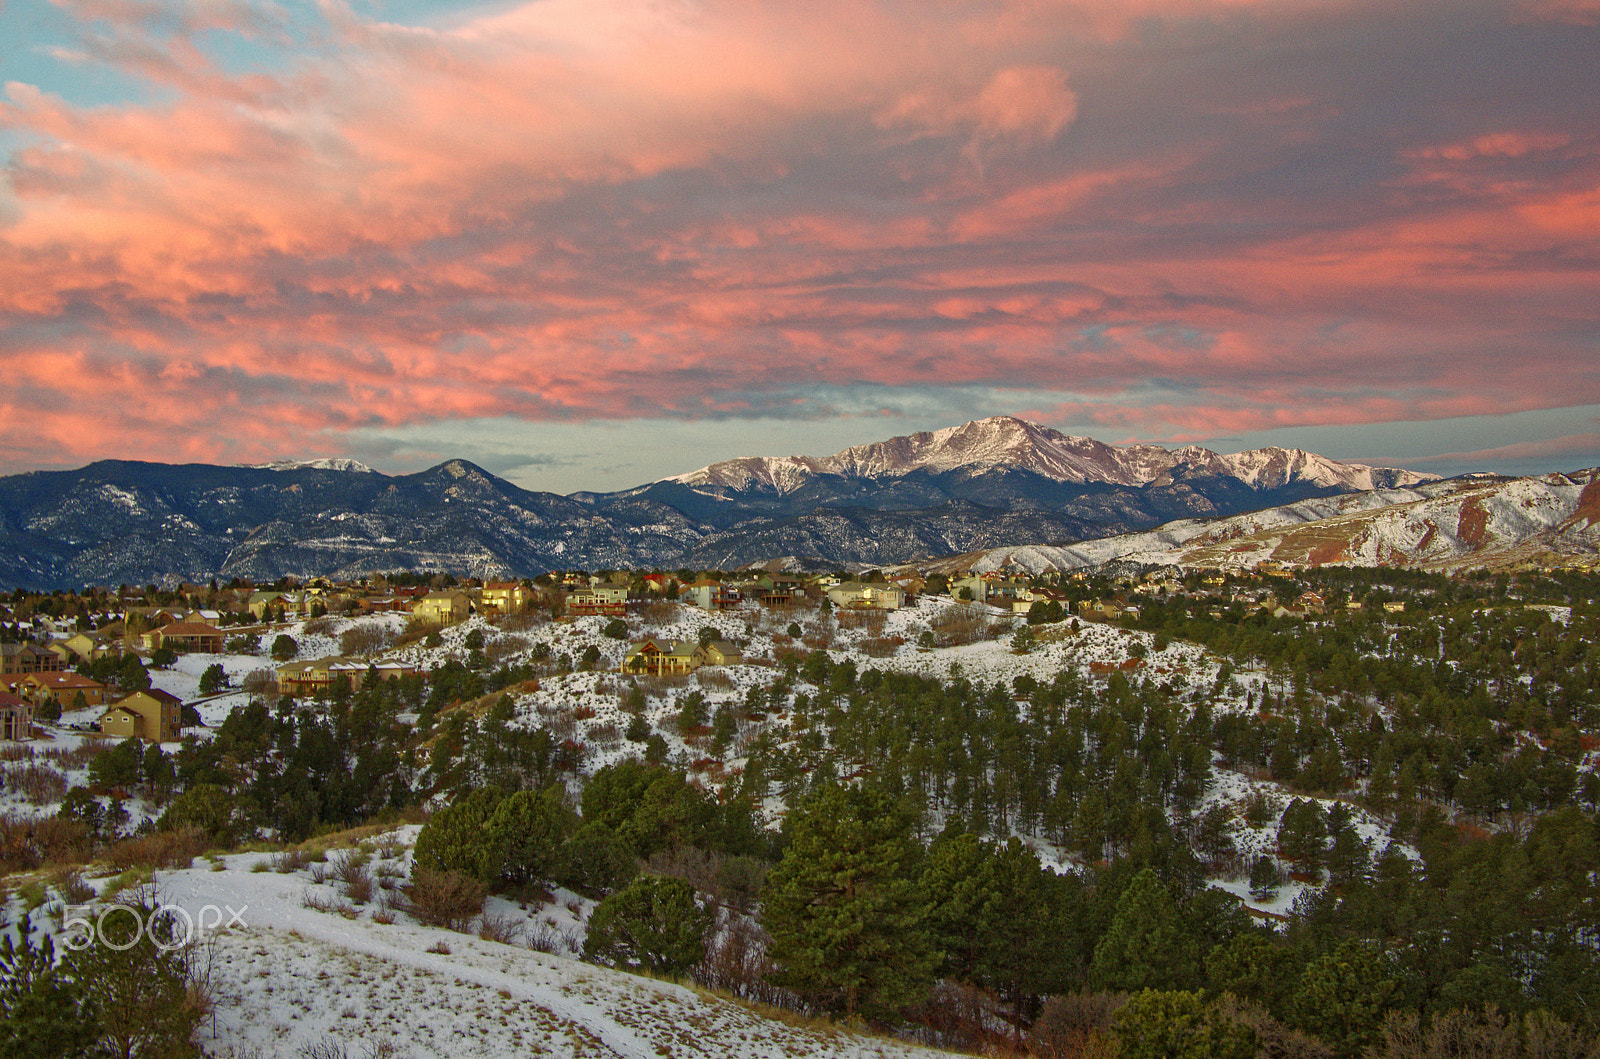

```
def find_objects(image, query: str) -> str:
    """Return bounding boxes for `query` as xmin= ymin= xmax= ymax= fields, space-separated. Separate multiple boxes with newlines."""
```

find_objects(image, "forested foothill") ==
xmin=2 ymin=564 xmax=1598 ymax=1057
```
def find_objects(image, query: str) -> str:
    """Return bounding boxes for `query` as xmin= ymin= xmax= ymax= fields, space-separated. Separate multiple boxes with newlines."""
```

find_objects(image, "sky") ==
xmin=1 ymin=0 xmax=1597 ymax=495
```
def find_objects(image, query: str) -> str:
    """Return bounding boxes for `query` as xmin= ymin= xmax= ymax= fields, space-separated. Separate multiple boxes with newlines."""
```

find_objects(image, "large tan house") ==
xmin=479 ymin=582 xmax=532 ymax=617
xmin=98 ymin=689 xmax=184 ymax=743
xmin=146 ymin=620 xmax=226 ymax=653
xmin=276 ymin=657 xmax=418 ymax=697
xmin=826 ymin=581 xmax=906 ymax=610
xmin=621 ymin=638 xmax=742 ymax=676
xmin=412 ymin=591 xmax=471 ymax=625
xmin=15 ymin=672 xmax=113 ymax=709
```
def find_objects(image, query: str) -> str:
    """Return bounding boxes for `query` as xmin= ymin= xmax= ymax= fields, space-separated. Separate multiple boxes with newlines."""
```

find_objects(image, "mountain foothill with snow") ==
xmin=4 ymin=557 xmax=1599 ymax=1055
xmin=3 ymin=418 xmax=1600 ymax=1056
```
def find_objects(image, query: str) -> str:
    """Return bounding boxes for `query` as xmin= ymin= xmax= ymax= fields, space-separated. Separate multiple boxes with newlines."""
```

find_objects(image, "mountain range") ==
xmin=934 ymin=468 xmax=1600 ymax=577
xmin=0 ymin=414 xmax=1559 ymax=589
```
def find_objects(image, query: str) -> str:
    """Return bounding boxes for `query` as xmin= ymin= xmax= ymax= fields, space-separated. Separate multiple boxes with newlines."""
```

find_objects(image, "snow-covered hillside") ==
xmin=3 ymin=833 xmax=955 ymax=1059
xmin=942 ymin=469 xmax=1600 ymax=575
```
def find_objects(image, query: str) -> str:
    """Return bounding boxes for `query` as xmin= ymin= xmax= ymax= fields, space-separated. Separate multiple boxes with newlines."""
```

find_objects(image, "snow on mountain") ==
xmin=667 ymin=416 xmax=1434 ymax=494
xmin=945 ymin=470 xmax=1600 ymax=575
xmin=248 ymin=458 xmax=378 ymax=474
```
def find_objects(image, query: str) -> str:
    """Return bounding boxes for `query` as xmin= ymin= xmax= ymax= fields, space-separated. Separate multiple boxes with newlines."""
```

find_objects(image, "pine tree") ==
xmin=0 ymin=914 xmax=100 ymax=1058
xmin=582 ymin=875 xmax=713 ymax=977
xmin=762 ymin=783 xmax=935 ymax=1020
xmin=1088 ymin=868 xmax=1201 ymax=993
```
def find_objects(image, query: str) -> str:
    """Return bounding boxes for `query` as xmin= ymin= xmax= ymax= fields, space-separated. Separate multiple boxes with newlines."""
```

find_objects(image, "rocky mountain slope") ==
xmin=938 ymin=469 xmax=1600 ymax=575
xmin=0 ymin=417 xmax=1451 ymax=586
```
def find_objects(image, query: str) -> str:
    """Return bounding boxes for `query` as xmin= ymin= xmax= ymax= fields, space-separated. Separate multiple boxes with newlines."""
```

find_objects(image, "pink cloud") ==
xmin=0 ymin=0 xmax=1597 ymax=474
xmin=1405 ymin=434 xmax=1600 ymax=466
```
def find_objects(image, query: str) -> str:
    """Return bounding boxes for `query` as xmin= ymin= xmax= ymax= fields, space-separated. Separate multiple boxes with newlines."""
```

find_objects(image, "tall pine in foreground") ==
xmin=761 ymin=782 xmax=935 ymax=1022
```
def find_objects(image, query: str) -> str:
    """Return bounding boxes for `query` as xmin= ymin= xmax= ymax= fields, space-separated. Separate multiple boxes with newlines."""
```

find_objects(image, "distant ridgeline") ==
xmin=7 ymin=415 xmax=1589 ymax=590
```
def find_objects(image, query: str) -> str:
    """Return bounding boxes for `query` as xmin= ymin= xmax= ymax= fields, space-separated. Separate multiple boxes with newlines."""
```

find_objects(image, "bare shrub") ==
xmin=333 ymin=851 xmax=374 ymax=905
xmin=525 ymin=919 xmax=572 ymax=955
xmin=241 ymin=669 xmax=278 ymax=702
xmin=483 ymin=635 xmax=529 ymax=663
xmin=405 ymin=868 xmax=488 ymax=932
xmin=641 ymin=600 xmax=678 ymax=624
xmin=908 ymin=981 xmax=997 ymax=1053
xmin=858 ymin=636 xmax=904 ymax=658
xmin=105 ymin=828 xmax=206 ymax=871
xmin=1030 ymin=992 xmax=1128 ymax=1059
xmin=0 ymin=744 xmax=34 ymax=763
xmin=52 ymin=869 xmax=94 ymax=904
xmin=339 ymin=625 xmax=390 ymax=658
xmin=695 ymin=668 xmax=734 ymax=691
xmin=301 ymin=889 xmax=354 ymax=917
xmin=0 ymin=815 xmax=90 ymax=873
xmin=692 ymin=911 xmax=791 ymax=1006
xmin=41 ymin=743 xmax=104 ymax=769
xmin=478 ymin=911 xmax=526 ymax=946
xmin=587 ymin=722 xmax=622 ymax=746
xmin=303 ymin=615 xmax=337 ymax=637
xmin=1213 ymin=995 xmax=1334 ymax=1059
xmin=835 ymin=609 xmax=886 ymax=633
xmin=0 ymin=762 xmax=68 ymax=805
xmin=271 ymin=848 xmax=315 ymax=873
xmin=930 ymin=605 xmax=986 ymax=647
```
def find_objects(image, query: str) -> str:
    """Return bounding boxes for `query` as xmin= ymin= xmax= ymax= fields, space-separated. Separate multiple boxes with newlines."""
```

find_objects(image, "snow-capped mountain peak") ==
xmin=665 ymin=416 xmax=1434 ymax=494
xmin=247 ymin=458 xmax=377 ymax=474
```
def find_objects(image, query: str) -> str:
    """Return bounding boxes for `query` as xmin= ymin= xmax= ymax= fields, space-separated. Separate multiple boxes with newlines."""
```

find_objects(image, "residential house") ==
xmin=16 ymin=672 xmax=113 ymax=710
xmin=247 ymin=591 xmax=305 ymax=621
xmin=826 ymin=581 xmax=906 ymax=611
xmin=0 ymin=643 xmax=63 ymax=676
xmin=98 ymin=689 xmax=184 ymax=743
xmin=621 ymin=639 xmax=706 ymax=676
xmin=0 ymin=689 xmax=32 ymax=741
xmin=479 ymin=581 xmax=533 ymax=617
xmin=888 ymin=572 xmax=926 ymax=597
xmin=639 ymin=573 xmax=676 ymax=595
xmin=412 ymin=591 xmax=472 ymax=625
xmin=276 ymin=657 xmax=417 ymax=698
xmin=982 ymin=579 xmax=1032 ymax=607
xmin=52 ymin=632 xmax=117 ymax=666
xmin=1078 ymin=598 xmax=1128 ymax=620
xmin=568 ymin=585 xmax=628 ymax=616
xmin=679 ymin=579 xmax=741 ymax=612
xmin=746 ymin=575 xmax=802 ymax=607
xmin=701 ymin=641 xmax=743 ymax=666
xmin=619 ymin=637 xmax=742 ymax=675
xmin=148 ymin=620 xmax=226 ymax=654
xmin=949 ymin=575 xmax=988 ymax=602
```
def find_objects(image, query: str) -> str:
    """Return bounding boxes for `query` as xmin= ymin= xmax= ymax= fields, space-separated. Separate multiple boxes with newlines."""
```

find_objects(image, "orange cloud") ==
xmin=0 ymin=0 xmax=1596 ymax=477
